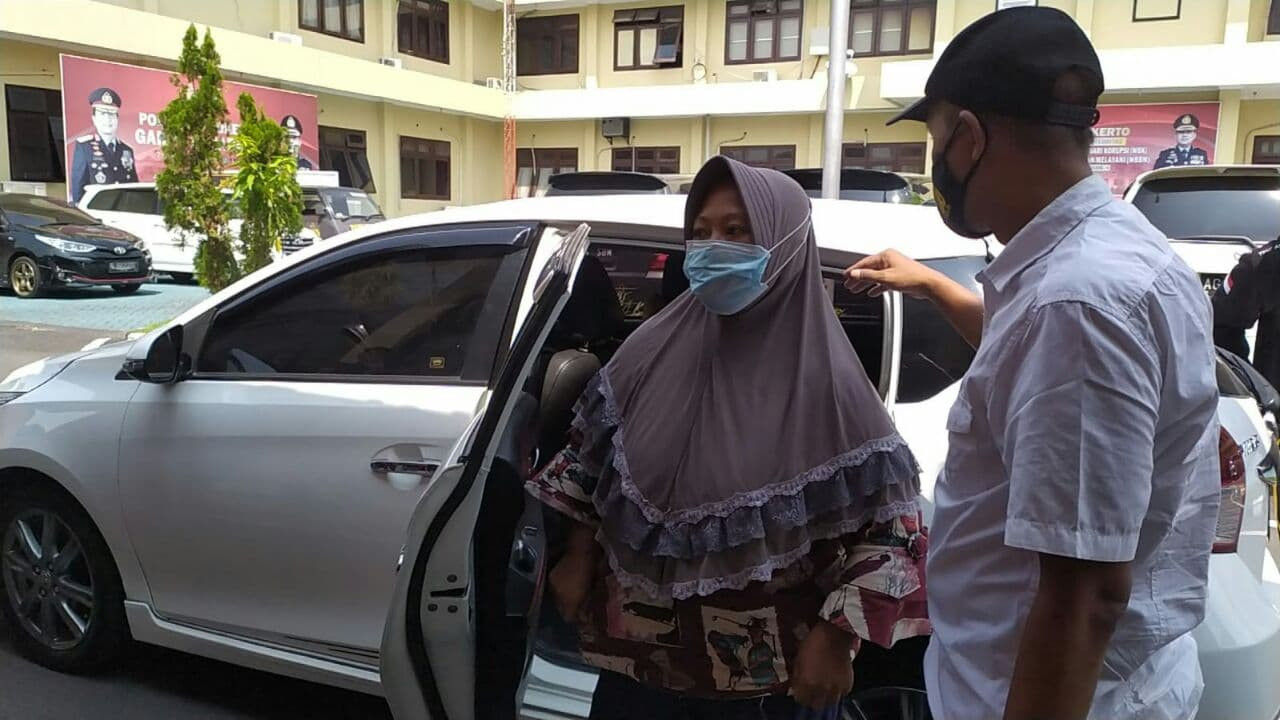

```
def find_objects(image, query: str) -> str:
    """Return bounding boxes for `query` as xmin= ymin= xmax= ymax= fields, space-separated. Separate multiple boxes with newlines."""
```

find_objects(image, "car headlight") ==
xmin=36 ymin=234 xmax=96 ymax=254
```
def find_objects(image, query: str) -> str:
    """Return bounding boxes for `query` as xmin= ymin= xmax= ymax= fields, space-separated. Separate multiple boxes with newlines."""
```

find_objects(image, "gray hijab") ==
xmin=573 ymin=156 xmax=920 ymax=599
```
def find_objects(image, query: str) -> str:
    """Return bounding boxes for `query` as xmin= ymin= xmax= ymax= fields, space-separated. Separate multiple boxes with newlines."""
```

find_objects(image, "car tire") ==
xmin=170 ymin=272 xmax=195 ymax=285
xmin=111 ymin=284 xmax=142 ymax=295
xmin=0 ymin=483 xmax=128 ymax=673
xmin=8 ymin=256 xmax=43 ymax=299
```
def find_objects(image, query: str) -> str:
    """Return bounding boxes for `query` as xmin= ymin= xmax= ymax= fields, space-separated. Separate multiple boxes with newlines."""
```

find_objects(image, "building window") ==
xmin=400 ymin=136 xmax=450 ymax=200
xmin=1254 ymin=136 xmax=1280 ymax=165
xmin=516 ymin=148 xmax=577 ymax=197
xmin=1132 ymin=0 xmax=1180 ymax=22
xmin=720 ymin=145 xmax=797 ymax=171
xmin=1269 ymin=0 xmax=1280 ymax=34
xmin=320 ymin=126 xmax=376 ymax=192
xmin=517 ymin=15 xmax=580 ymax=76
xmin=397 ymin=0 xmax=449 ymax=63
xmin=842 ymin=142 xmax=926 ymax=173
xmin=612 ymin=146 xmax=680 ymax=174
xmin=614 ymin=7 xmax=684 ymax=70
xmin=850 ymin=0 xmax=934 ymax=57
xmin=299 ymin=0 xmax=365 ymax=41
xmin=725 ymin=0 xmax=803 ymax=65
xmin=4 ymin=85 xmax=64 ymax=183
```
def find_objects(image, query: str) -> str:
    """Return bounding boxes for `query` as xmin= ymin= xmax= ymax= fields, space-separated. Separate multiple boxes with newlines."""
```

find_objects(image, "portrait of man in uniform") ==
xmin=1153 ymin=113 xmax=1210 ymax=169
xmin=282 ymin=114 xmax=314 ymax=170
xmin=70 ymin=87 xmax=139 ymax=203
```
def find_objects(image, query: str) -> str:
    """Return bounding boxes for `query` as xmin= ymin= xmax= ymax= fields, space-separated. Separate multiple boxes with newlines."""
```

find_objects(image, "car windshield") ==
xmin=1131 ymin=175 xmax=1280 ymax=246
xmin=0 ymin=195 xmax=99 ymax=226
xmin=318 ymin=188 xmax=383 ymax=220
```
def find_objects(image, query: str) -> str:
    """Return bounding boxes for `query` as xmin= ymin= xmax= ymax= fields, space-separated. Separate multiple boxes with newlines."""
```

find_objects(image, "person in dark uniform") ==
xmin=1212 ymin=236 xmax=1280 ymax=390
xmin=281 ymin=114 xmax=314 ymax=170
xmin=70 ymin=87 xmax=139 ymax=203
xmin=1153 ymin=113 xmax=1210 ymax=169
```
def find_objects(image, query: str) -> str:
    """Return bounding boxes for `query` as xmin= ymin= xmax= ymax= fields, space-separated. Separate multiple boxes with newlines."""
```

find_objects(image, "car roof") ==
xmin=384 ymin=194 xmax=986 ymax=260
xmin=1129 ymin=164 xmax=1280 ymax=189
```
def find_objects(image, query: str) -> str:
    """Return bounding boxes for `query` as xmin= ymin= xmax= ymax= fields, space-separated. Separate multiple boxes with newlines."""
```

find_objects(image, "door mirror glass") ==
xmin=333 ymin=211 xmax=349 ymax=222
xmin=126 ymin=325 xmax=186 ymax=383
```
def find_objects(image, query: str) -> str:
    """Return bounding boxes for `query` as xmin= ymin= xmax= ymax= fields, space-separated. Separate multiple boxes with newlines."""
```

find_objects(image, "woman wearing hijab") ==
xmin=527 ymin=156 xmax=929 ymax=719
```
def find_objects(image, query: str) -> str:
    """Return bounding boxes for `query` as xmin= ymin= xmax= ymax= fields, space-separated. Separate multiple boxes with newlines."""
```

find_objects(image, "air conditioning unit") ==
xmin=810 ymin=26 xmax=830 ymax=56
xmin=485 ymin=77 xmax=502 ymax=90
xmin=378 ymin=57 xmax=403 ymax=69
xmin=996 ymin=0 xmax=1038 ymax=8
xmin=601 ymin=117 xmax=630 ymax=139
xmin=752 ymin=69 xmax=778 ymax=82
xmin=269 ymin=31 xmax=303 ymax=46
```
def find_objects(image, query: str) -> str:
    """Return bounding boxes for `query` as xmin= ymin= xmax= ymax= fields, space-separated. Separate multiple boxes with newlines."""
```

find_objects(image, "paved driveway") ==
xmin=0 ymin=281 xmax=209 ymax=332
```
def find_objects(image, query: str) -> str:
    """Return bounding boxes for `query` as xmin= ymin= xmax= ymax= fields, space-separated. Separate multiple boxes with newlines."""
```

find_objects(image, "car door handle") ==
xmin=370 ymin=460 xmax=439 ymax=477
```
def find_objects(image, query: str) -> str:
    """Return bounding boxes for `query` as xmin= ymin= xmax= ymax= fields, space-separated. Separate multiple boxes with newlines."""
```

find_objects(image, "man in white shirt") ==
xmin=845 ymin=7 xmax=1219 ymax=720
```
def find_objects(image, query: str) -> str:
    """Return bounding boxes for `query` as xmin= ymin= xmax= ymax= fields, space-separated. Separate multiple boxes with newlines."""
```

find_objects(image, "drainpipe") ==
xmin=821 ymin=2 xmax=851 ymax=200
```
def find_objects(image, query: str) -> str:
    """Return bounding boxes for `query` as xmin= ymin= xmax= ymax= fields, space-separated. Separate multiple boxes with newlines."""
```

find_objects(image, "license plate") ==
xmin=109 ymin=261 xmax=139 ymax=273
xmin=1199 ymin=274 xmax=1224 ymax=297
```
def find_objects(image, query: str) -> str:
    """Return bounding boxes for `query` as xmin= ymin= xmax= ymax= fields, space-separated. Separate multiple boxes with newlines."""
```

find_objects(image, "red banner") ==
xmin=60 ymin=54 xmax=318 ymax=203
xmin=1089 ymin=102 xmax=1220 ymax=196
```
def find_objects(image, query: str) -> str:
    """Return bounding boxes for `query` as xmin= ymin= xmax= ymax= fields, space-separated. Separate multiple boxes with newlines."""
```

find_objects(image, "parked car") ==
xmin=300 ymin=185 xmax=387 ymax=242
xmin=545 ymin=172 xmax=671 ymax=196
xmin=0 ymin=196 xmax=1274 ymax=720
xmin=783 ymin=168 xmax=922 ymax=204
xmin=0 ymin=192 xmax=150 ymax=298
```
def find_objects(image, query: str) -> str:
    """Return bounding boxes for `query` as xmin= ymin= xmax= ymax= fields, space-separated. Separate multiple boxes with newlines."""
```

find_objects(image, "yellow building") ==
xmin=1 ymin=0 xmax=1278 ymax=215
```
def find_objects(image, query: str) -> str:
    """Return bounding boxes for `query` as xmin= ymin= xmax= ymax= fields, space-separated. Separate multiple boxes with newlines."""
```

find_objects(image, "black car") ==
xmin=783 ymin=168 xmax=921 ymax=204
xmin=544 ymin=171 xmax=671 ymax=196
xmin=0 ymin=193 xmax=151 ymax=298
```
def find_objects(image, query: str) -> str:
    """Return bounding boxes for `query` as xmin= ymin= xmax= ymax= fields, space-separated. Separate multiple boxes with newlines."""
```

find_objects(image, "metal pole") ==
xmin=502 ymin=0 xmax=517 ymax=199
xmin=822 ymin=1 xmax=851 ymax=200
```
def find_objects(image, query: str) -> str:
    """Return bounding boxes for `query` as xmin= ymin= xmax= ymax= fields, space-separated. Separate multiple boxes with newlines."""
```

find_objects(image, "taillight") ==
xmin=1214 ymin=428 xmax=1247 ymax=553
xmin=649 ymin=253 xmax=669 ymax=272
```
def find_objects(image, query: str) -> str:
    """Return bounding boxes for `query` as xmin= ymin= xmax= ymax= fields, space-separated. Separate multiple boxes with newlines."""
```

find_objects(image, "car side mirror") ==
xmin=332 ymin=212 xmax=349 ymax=222
xmin=0 ymin=215 xmax=9 ymax=232
xmin=123 ymin=325 xmax=188 ymax=384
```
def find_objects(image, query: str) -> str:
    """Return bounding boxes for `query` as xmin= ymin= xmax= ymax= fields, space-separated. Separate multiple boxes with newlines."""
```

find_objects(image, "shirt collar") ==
xmin=977 ymin=175 xmax=1112 ymax=293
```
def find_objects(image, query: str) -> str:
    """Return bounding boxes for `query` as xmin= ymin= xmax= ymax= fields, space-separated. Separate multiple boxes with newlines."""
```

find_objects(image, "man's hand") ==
xmin=844 ymin=249 xmax=943 ymax=299
xmin=791 ymin=621 xmax=857 ymax=710
xmin=548 ymin=550 xmax=595 ymax=623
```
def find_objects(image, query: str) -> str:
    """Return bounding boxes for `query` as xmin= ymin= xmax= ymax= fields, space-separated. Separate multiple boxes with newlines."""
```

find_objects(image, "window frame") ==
xmin=611 ymin=146 xmax=681 ymax=174
xmin=516 ymin=147 xmax=579 ymax=197
xmin=613 ymin=6 xmax=684 ymax=71
xmin=1252 ymin=135 xmax=1280 ymax=165
xmin=1132 ymin=0 xmax=1181 ymax=22
xmin=841 ymin=141 xmax=927 ymax=173
xmin=399 ymin=135 xmax=452 ymax=201
xmin=190 ymin=224 xmax=536 ymax=386
xmin=724 ymin=0 xmax=805 ymax=65
xmin=4 ymin=84 xmax=65 ymax=184
xmin=848 ymin=0 xmax=936 ymax=58
xmin=397 ymin=0 xmax=450 ymax=64
xmin=719 ymin=144 xmax=798 ymax=171
xmin=517 ymin=14 xmax=581 ymax=76
xmin=320 ymin=125 xmax=376 ymax=193
xmin=299 ymin=0 xmax=366 ymax=43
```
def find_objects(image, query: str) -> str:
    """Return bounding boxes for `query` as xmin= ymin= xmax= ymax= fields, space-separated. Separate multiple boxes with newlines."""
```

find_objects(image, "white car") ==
xmin=0 ymin=196 xmax=1274 ymax=720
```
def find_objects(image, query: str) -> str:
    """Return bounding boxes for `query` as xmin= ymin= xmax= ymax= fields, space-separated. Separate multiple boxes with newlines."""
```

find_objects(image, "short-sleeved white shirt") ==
xmin=924 ymin=175 xmax=1220 ymax=720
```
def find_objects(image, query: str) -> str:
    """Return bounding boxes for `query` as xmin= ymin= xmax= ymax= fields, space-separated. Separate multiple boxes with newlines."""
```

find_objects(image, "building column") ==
xmin=276 ymin=0 xmax=292 ymax=31
xmin=583 ymin=122 xmax=600 ymax=171
xmin=1224 ymin=0 xmax=1251 ymax=44
xmin=1217 ymin=90 xmax=1242 ymax=164
xmin=933 ymin=0 xmax=959 ymax=55
xmin=583 ymin=4 xmax=599 ymax=87
xmin=1075 ymin=0 xmax=1096 ymax=39
xmin=462 ymin=3 xmax=475 ymax=82
xmin=807 ymin=114 xmax=825 ymax=167
xmin=379 ymin=102 xmax=400 ymax=217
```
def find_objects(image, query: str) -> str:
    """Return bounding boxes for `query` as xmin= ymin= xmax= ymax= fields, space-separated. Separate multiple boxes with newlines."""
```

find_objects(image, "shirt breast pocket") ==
xmin=940 ymin=391 xmax=986 ymax=492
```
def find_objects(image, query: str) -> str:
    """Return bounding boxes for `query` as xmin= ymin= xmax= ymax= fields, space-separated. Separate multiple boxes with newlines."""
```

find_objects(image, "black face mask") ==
xmin=931 ymin=119 xmax=991 ymax=239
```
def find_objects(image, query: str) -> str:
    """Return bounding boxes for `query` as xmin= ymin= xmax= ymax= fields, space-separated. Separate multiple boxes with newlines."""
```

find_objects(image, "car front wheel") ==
xmin=0 ymin=484 xmax=127 ymax=672
xmin=8 ymin=256 xmax=43 ymax=298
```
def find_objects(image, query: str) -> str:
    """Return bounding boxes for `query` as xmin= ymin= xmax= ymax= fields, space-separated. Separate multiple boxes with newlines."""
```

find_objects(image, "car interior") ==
xmin=466 ymin=232 xmax=903 ymax=719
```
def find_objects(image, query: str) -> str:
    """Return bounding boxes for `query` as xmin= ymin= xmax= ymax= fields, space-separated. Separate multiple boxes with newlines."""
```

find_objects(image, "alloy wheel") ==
xmin=10 ymin=259 xmax=37 ymax=297
xmin=1 ymin=510 xmax=96 ymax=651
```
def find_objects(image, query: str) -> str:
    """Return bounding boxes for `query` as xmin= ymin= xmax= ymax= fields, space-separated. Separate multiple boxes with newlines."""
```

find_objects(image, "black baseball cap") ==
xmin=888 ymin=6 xmax=1103 ymax=128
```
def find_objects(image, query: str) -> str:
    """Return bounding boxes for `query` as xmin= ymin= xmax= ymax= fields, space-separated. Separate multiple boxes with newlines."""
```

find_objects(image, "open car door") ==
xmin=381 ymin=223 xmax=591 ymax=720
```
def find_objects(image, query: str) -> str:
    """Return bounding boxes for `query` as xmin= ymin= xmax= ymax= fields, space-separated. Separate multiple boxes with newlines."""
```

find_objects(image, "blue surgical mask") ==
xmin=683 ymin=240 xmax=770 ymax=315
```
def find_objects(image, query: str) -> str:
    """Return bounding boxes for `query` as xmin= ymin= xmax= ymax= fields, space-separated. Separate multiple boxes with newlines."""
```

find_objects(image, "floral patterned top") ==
xmin=528 ymin=445 xmax=932 ymax=699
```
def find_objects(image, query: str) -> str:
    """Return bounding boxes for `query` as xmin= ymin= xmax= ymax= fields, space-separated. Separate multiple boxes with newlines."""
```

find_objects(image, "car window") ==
xmin=86 ymin=189 xmax=121 ymax=211
xmin=1131 ymin=175 xmax=1280 ymax=246
xmin=117 ymin=189 xmax=158 ymax=215
xmin=320 ymin=188 xmax=383 ymax=219
xmin=198 ymin=245 xmax=524 ymax=381
xmin=588 ymin=244 xmax=671 ymax=322
xmin=897 ymin=256 xmax=986 ymax=403
xmin=0 ymin=194 xmax=99 ymax=225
